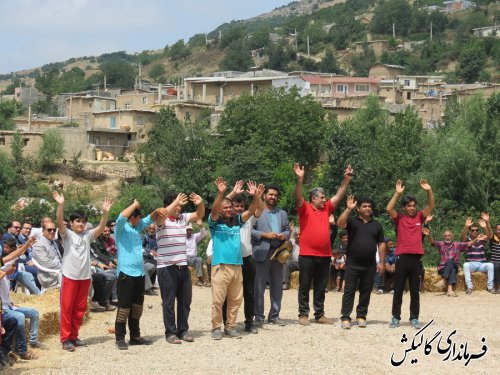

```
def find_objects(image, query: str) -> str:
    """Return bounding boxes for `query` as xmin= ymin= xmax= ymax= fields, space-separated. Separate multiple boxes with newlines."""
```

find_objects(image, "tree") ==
xmin=265 ymin=42 xmax=293 ymax=71
xmin=457 ymin=40 xmax=486 ymax=83
xmin=59 ymin=67 xmax=86 ymax=92
xmin=148 ymin=64 xmax=166 ymax=82
xmin=0 ymin=100 xmax=18 ymax=130
xmin=35 ymin=68 xmax=60 ymax=97
xmin=10 ymin=130 xmax=24 ymax=165
xmin=0 ymin=151 xmax=16 ymax=197
xmin=38 ymin=129 xmax=64 ymax=173
xmin=350 ymin=46 xmax=376 ymax=76
xmin=370 ymin=0 xmax=412 ymax=36
xmin=320 ymin=50 xmax=343 ymax=74
xmin=100 ymin=60 xmax=136 ymax=88
xmin=219 ymin=40 xmax=253 ymax=71
xmin=168 ymin=39 xmax=191 ymax=61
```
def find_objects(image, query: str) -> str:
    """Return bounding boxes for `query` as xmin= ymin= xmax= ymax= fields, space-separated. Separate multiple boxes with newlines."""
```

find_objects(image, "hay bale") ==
xmin=190 ymin=265 xmax=210 ymax=283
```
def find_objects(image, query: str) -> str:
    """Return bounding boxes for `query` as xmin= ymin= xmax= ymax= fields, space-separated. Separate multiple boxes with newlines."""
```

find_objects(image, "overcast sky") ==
xmin=0 ymin=0 xmax=290 ymax=74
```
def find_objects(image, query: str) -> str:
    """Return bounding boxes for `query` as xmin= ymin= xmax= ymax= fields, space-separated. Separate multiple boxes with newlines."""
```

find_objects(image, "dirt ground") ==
xmin=7 ymin=287 xmax=499 ymax=375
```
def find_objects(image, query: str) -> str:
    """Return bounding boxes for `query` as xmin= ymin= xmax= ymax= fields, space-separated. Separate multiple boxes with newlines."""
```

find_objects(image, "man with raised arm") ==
xmin=53 ymin=191 xmax=113 ymax=351
xmin=114 ymin=199 xmax=165 ymax=350
xmin=209 ymin=178 xmax=263 ymax=340
xmin=386 ymin=179 xmax=435 ymax=330
xmin=337 ymin=195 xmax=385 ymax=329
xmin=293 ymin=163 xmax=352 ymax=326
xmin=155 ymin=192 xmax=205 ymax=345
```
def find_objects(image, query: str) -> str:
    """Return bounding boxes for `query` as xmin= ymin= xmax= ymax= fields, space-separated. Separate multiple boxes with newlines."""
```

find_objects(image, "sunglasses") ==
xmin=46 ymin=228 xmax=57 ymax=233
xmin=470 ymin=229 xmax=479 ymax=232
xmin=13 ymin=226 xmax=21 ymax=229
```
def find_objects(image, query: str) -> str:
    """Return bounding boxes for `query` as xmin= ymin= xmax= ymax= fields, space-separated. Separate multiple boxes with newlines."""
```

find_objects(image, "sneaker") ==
xmin=466 ymin=288 xmax=473 ymax=295
xmin=410 ymin=319 xmax=421 ymax=329
xmin=195 ymin=281 xmax=204 ymax=287
xmin=129 ymin=337 xmax=153 ymax=345
xmin=90 ymin=301 xmax=105 ymax=312
xmin=298 ymin=315 xmax=310 ymax=326
xmin=376 ymin=289 xmax=384 ymax=294
xmin=268 ymin=318 xmax=286 ymax=326
xmin=145 ymin=289 xmax=158 ymax=296
xmin=30 ymin=342 xmax=48 ymax=350
xmin=389 ymin=290 xmax=394 ymax=294
xmin=389 ymin=317 xmax=400 ymax=328
xmin=283 ymin=283 xmax=290 ymax=290
xmin=340 ymin=320 xmax=351 ymax=330
xmin=72 ymin=339 xmax=87 ymax=347
xmin=104 ymin=303 xmax=117 ymax=311
xmin=62 ymin=340 xmax=76 ymax=352
xmin=315 ymin=315 xmax=333 ymax=325
xmin=224 ymin=328 xmax=242 ymax=339
xmin=204 ymin=281 xmax=211 ymax=287
xmin=487 ymin=289 xmax=496 ymax=294
xmin=253 ymin=319 xmax=264 ymax=328
xmin=324 ymin=288 xmax=329 ymax=293
xmin=116 ymin=340 xmax=128 ymax=350
xmin=20 ymin=350 xmax=38 ymax=360
xmin=244 ymin=324 xmax=258 ymax=334
xmin=356 ymin=318 xmax=367 ymax=328
xmin=211 ymin=329 xmax=223 ymax=340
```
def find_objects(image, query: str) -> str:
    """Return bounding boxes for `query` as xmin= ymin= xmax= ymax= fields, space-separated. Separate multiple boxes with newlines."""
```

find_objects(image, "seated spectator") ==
xmin=489 ymin=223 xmax=500 ymax=293
xmin=0 ymin=268 xmax=18 ymax=369
xmin=141 ymin=224 xmax=158 ymax=295
xmin=31 ymin=222 xmax=62 ymax=291
xmin=283 ymin=224 xmax=299 ymax=290
xmin=107 ymin=220 xmax=116 ymax=240
xmin=91 ymin=228 xmax=118 ymax=267
xmin=331 ymin=231 xmax=348 ymax=292
xmin=1 ymin=263 xmax=41 ymax=360
xmin=1 ymin=238 xmax=41 ymax=295
xmin=18 ymin=221 xmax=41 ymax=290
xmin=424 ymin=228 xmax=471 ymax=297
xmin=376 ymin=238 xmax=396 ymax=294
xmin=186 ymin=221 xmax=208 ymax=286
xmin=332 ymin=249 xmax=346 ymax=292
xmin=460 ymin=214 xmax=495 ymax=294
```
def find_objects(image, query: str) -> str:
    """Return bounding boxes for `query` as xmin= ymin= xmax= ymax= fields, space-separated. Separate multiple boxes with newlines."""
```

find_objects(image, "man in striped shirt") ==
xmin=460 ymin=213 xmax=495 ymax=294
xmin=488 ymin=222 xmax=500 ymax=293
xmin=155 ymin=192 xmax=205 ymax=344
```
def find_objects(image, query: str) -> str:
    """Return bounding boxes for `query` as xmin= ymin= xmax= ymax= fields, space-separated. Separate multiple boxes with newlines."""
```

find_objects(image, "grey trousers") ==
xmin=187 ymin=256 xmax=204 ymax=278
xmin=144 ymin=262 xmax=156 ymax=291
xmin=254 ymin=249 xmax=284 ymax=321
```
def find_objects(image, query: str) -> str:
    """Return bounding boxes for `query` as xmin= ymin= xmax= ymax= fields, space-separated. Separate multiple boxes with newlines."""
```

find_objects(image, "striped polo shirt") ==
xmin=156 ymin=213 xmax=191 ymax=268
xmin=490 ymin=235 xmax=500 ymax=264
xmin=465 ymin=235 xmax=487 ymax=262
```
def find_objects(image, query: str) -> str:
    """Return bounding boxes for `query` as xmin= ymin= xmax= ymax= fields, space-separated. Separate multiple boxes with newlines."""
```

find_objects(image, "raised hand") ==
xmin=102 ymin=198 xmax=113 ymax=213
xmin=196 ymin=219 xmax=203 ymax=226
xmin=176 ymin=193 xmax=188 ymax=206
xmin=395 ymin=180 xmax=405 ymax=194
xmin=53 ymin=191 xmax=64 ymax=205
xmin=346 ymin=195 xmax=357 ymax=210
xmin=155 ymin=207 xmax=168 ymax=218
xmin=215 ymin=177 xmax=227 ymax=194
xmin=293 ymin=163 xmax=305 ymax=179
xmin=329 ymin=214 xmax=335 ymax=225
xmin=424 ymin=214 xmax=434 ymax=224
xmin=189 ymin=192 xmax=203 ymax=206
xmin=422 ymin=228 xmax=430 ymax=236
xmin=465 ymin=217 xmax=473 ymax=227
xmin=344 ymin=164 xmax=354 ymax=180
xmin=256 ymin=183 xmax=265 ymax=198
xmin=477 ymin=234 xmax=488 ymax=241
xmin=478 ymin=219 xmax=487 ymax=229
xmin=480 ymin=212 xmax=490 ymax=222
xmin=246 ymin=180 xmax=257 ymax=196
xmin=419 ymin=179 xmax=432 ymax=191
xmin=231 ymin=180 xmax=244 ymax=195
xmin=133 ymin=199 xmax=140 ymax=208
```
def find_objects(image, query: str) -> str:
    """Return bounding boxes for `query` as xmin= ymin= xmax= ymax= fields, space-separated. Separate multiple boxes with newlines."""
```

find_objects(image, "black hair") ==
xmin=7 ymin=221 xmax=20 ymax=229
xmin=3 ymin=238 xmax=17 ymax=250
xmin=106 ymin=219 xmax=115 ymax=227
xmin=233 ymin=196 xmax=246 ymax=205
xmin=264 ymin=185 xmax=280 ymax=195
xmin=130 ymin=208 xmax=142 ymax=218
xmin=401 ymin=195 xmax=417 ymax=207
xmin=69 ymin=212 xmax=88 ymax=222
xmin=163 ymin=193 xmax=177 ymax=207
xmin=356 ymin=197 xmax=374 ymax=207
xmin=339 ymin=230 xmax=348 ymax=238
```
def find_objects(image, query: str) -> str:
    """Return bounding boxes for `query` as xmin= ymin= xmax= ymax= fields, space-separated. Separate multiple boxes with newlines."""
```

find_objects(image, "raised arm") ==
xmin=420 ymin=179 xmax=435 ymax=218
xmin=188 ymin=193 xmax=205 ymax=223
xmin=460 ymin=217 xmax=472 ymax=242
xmin=468 ymin=233 xmax=488 ymax=248
xmin=121 ymin=199 xmax=141 ymax=219
xmin=246 ymin=180 xmax=265 ymax=218
xmin=211 ymin=177 xmax=227 ymax=221
xmin=93 ymin=198 xmax=113 ymax=239
xmin=293 ymin=163 xmax=305 ymax=208
xmin=156 ymin=193 xmax=187 ymax=226
xmin=330 ymin=165 xmax=353 ymax=208
xmin=337 ymin=195 xmax=356 ymax=229
xmin=226 ymin=180 xmax=244 ymax=200
xmin=386 ymin=180 xmax=404 ymax=220
xmin=242 ymin=183 xmax=265 ymax=223
xmin=53 ymin=191 xmax=67 ymax=236
xmin=2 ymin=237 xmax=36 ymax=264
xmin=481 ymin=212 xmax=493 ymax=239
xmin=422 ymin=227 xmax=435 ymax=246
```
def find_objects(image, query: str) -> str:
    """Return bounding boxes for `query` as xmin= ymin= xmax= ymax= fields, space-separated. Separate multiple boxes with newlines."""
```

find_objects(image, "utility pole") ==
xmin=430 ymin=21 xmax=433 ymax=41
xmin=307 ymin=35 xmax=310 ymax=57
xmin=392 ymin=23 xmax=395 ymax=38
xmin=294 ymin=28 xmax=298 ymax=51
xmin=205 ymin=32 xmax=208 ymax=46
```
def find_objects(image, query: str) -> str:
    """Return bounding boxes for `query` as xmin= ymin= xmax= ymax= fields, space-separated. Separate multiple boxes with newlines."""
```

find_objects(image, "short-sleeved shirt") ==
xmin=156 ymin=213 xmax=191 ymax=268
xmin=345 ymin=216 xmax=385 ymax=266
xmin=239 ymin=216 xmax=255 ymax=258
xmin=298 ymin=200 xmax=334 ymax=257
xmin=115 ymin=213 xmax=152 ymax=277
xmin=393 ymin=211 xmax=425 ymax=256
xmin=491 ymin=235 xmax=500 ymax=264
xmin=465 ymin=235 xmax=487 ymax=262
xmin=61 ymin=228 xmax=97 ymax=280
xmin=208 ymin=214 xmax=243 ymax=266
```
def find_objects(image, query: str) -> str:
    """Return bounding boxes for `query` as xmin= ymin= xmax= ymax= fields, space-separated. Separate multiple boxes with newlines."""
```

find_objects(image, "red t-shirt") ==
xmin=394 ymin=211 xmax=425 ymax=256
xmin=298 ymin=200 xmax=334 ymax=257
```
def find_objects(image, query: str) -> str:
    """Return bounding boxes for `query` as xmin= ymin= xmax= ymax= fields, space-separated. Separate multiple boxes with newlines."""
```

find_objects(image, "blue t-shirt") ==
xmin=208 ymin=214 xmax=243 ymax=266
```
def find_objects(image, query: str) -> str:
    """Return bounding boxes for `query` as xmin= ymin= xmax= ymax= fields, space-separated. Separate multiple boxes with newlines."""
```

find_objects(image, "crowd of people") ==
xmin=0 ymin=164 xmax=498 ymax=368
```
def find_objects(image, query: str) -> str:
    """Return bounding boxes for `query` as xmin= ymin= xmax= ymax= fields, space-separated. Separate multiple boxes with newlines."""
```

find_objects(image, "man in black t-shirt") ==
xmin=336 ymin=195 xmax=385 ymax=329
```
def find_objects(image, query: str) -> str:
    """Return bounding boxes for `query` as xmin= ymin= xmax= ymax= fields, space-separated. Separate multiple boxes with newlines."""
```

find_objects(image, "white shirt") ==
xmin=0 ymin=276 xmax=13 ymax=309
xmin=61 ymin=228 xmax=97 ymax=280
xmin=185 ymin=228 xmax=207 ymax=257
xmin=290 ymin=238 xmax=300 ymax=262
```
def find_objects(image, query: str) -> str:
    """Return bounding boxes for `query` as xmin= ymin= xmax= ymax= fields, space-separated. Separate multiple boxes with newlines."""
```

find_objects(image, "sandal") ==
xmin=447 ymin=292 xmax=458 ymax=297
xmin=20 ymin=351 xmax=38 ymax=360
xmin=166 ymin=335 xmax=182 ymax=344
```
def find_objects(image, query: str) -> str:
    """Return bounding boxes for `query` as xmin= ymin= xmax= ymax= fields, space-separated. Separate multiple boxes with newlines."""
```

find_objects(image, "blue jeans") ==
xmin=0 ymin=312 xmax=18 ymax=356
xmin=16 ymin=270 xmax=42 ymax=295
xmin=463 ymin=262 xmax=494 ymax=290
xmin=3 ymin=306 xmax=39 ymax=355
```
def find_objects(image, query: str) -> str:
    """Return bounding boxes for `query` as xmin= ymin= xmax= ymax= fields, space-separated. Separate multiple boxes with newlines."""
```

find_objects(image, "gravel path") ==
xmin=9 ymin=287 xmax=499 ymax=374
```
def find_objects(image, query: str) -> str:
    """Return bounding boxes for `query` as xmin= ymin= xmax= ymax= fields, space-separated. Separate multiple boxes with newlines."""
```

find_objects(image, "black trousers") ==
xmin=340 ymin=262 xmax=376 ymax=321
xmin=391 ymin=254 xmax=422 ymax=321
xmin=91 ymin=271 xmax=114 ymax=305
xmin=158 ymin=265 xmax=192 ymax=338
xmin=115 ymin=272 xmax=145 ymax=341
xmin=223 ymin=255 xmax=256 ymax=326
xmin=493 ymin=262 xmax=500 ymax=286
xmin=298 ymin=256 xmax=331 ymax=319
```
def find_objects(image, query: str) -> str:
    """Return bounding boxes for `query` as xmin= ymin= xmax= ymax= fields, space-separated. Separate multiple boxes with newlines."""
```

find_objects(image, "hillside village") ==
xmin=0 ymin=0 xmax=499 ymax=162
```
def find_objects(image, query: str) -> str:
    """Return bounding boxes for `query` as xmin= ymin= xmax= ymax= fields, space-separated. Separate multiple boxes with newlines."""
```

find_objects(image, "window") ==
xmin=137 ymin=116 xmax=144 ymax=125
xmin=142 ymin=97 xmax=148 ymax=104
xmin=88 ymin=102 xmax=92 ymax=108
xmin=0 ymin=137 xmax=5 ymax=146
xmin=336 ymin=84 xmax=348 ymax=94
xmin=355 ymin=84 xmax=370 ymax=92
xmin=124 ymin=103 xmax=131 ymax=109
xmin=110 ymin=117 xmax=116 ymax=129
xmin=23 ymin=138 xmax=29 ymax=146
xmin=404 ymin=79 xmax=410 ymax=86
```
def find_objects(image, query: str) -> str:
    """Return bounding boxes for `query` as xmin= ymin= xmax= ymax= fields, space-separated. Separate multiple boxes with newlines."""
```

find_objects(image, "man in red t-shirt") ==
xmin=386 ymin=179 xmax=434 ymax=330
xmin=293 ymin=163 xmax=352 ymax=326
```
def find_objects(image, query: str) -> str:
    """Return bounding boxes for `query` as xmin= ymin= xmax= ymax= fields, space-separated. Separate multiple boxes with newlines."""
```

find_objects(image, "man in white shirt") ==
xmin=185 ymin=221 xmax=208 ymax=286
